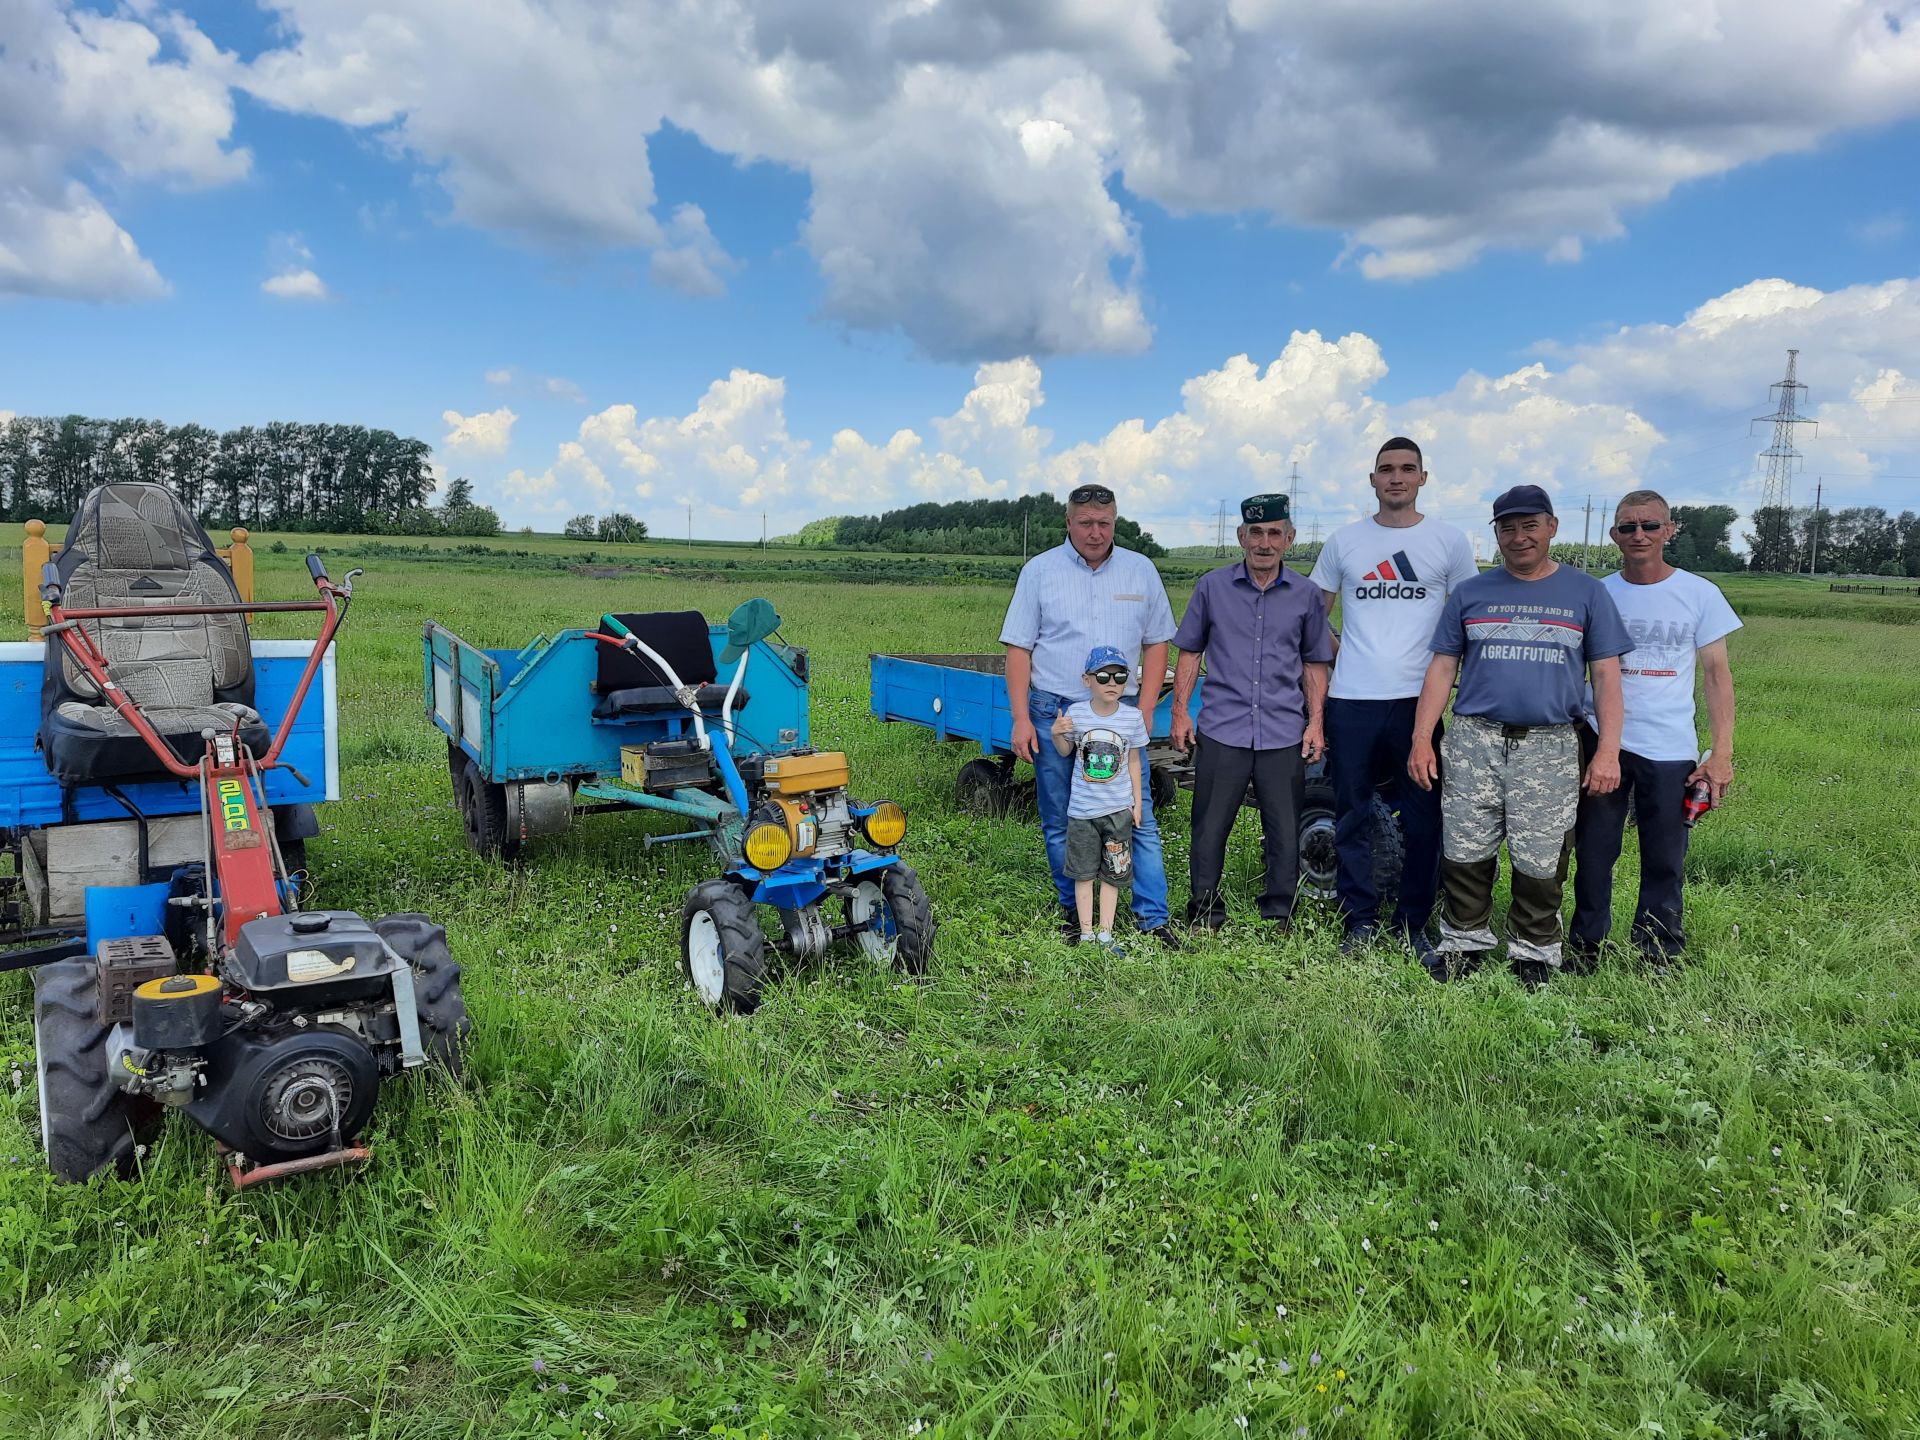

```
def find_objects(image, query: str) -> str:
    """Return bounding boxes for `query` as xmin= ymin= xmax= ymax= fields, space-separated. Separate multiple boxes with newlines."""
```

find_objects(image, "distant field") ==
xmin=2 ymin=528 xmax=1918 ymax=1438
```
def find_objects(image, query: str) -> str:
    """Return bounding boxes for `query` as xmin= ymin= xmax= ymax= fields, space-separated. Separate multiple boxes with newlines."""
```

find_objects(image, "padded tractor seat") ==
xmin=39 ymin=483 xmax=269 ymax=785
xmin=592 ymin=610 xmax=747 ymax=719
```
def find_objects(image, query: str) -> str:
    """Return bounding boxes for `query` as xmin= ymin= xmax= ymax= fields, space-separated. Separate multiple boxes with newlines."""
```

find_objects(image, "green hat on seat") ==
xmin=1240 ymin=493 xmax=1290 ymax=523
xmin=720 ymin=597 xmax=780 ymax=663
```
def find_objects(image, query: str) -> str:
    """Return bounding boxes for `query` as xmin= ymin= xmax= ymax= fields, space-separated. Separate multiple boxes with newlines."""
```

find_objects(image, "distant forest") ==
xmin=0 ymin=414 xmax=442 ymax=532
xmin=785 ymin=493 xmax=1165 ymax=557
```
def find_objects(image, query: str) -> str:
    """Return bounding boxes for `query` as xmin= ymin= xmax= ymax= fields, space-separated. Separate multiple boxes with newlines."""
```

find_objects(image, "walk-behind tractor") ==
xmin=426 ymin=601 xmax=932 ymax=1012
xmin=6 ymin=482 xmax=468 ymax=1186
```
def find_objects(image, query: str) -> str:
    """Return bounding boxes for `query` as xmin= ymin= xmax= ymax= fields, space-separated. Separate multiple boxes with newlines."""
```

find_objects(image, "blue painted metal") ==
xmin=425 ymin=622 xmax=810 ymax=783
xmin=0 ymin=640 xmax=339 ymax=829
xmin=742 ymin=848 xmax=897 ymax=910
xmin=867 ymin=653 xmax=1201 ymax=758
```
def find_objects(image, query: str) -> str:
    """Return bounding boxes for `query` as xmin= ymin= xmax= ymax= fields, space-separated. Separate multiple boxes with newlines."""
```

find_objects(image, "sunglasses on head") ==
xmin=1069 ymin=484 xmax=1116 ymax=506
xmin=1089 ymin=667 xmax=1130 ymax=684
xmin=1613 ymin=520 xmax=1667 ymax=535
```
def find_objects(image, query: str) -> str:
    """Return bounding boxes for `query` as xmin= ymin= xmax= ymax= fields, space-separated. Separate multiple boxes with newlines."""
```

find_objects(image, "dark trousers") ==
xmin=1326 ymin=696 xmax=1444 ymax=937
xmin=1187 ymin=733 xmax=1304 ymax=926
xmin=1572 ymin=726 xmax=1694 ymax=958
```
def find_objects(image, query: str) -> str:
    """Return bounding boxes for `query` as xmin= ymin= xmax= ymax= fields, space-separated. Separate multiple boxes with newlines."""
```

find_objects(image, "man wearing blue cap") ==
xmin=1171 ymin=492 xmax=1334 ymax=933
xmin=1407 ymin=485 xmax=1632 ymax=986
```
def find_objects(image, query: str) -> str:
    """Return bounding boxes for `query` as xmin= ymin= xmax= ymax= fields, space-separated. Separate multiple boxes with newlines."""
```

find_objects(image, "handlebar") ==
xmin=306 ymin=553 xmax=329 ymax=584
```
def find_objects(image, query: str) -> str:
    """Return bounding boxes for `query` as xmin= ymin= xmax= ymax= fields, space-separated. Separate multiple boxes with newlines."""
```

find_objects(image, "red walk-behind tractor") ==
xmin=19 ymin=483 xmax=468 ymax=1186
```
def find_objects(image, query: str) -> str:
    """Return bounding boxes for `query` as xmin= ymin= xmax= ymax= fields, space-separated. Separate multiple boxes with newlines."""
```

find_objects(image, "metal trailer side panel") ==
xmin=0 ymin=640 xmax=338 ymax=829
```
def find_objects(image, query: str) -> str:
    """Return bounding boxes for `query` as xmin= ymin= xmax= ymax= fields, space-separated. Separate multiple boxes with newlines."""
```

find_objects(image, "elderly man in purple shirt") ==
xmin=1171 ymin=493 xmax=1334 ymax=933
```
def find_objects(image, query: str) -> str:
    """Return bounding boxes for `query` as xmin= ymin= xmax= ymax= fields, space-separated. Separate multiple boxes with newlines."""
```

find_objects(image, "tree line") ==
xmin=787 ymin=494 xmax=1165 ymax=557
xmin=1745 ymin=503 xmax=1920 ymax=577
xmin=0 ymin=414 xmax=440 ymax=532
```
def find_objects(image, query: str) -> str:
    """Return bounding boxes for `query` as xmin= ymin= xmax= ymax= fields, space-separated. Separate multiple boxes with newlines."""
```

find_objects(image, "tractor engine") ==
xmin=736 ymin=751 xmax=906 ymax=869
xmin=113 ymin=911 xmax=425 ymax=1162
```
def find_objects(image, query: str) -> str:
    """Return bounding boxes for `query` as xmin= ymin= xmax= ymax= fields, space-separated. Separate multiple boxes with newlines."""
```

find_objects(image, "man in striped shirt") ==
xmin=1002 ymin=484 xmax=1183 ymax=947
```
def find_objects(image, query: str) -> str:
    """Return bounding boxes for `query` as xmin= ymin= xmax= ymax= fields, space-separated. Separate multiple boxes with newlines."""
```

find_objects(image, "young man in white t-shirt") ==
xmin=1570 ymin=489 xmax=1740 ymax=971
xmin=1309 ymin=437 xmax=1480 ymax=959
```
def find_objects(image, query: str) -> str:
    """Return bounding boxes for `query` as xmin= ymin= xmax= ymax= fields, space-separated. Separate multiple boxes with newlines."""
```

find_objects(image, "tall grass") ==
xmin=0 ymin=536 xmax=1916 ymax=1437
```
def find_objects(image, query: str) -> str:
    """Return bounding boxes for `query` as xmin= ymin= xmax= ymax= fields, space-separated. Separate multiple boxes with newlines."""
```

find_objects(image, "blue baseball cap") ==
xmin=1491 ymin=483 xmax=1555 ymax=521
xmin=1084 ymin=645 xmax=1130 ymax=674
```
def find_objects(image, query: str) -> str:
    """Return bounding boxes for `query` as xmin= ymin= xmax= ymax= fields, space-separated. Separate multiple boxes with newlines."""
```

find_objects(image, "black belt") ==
xmin=1464 ymin=714 xmax=1572 ymax=741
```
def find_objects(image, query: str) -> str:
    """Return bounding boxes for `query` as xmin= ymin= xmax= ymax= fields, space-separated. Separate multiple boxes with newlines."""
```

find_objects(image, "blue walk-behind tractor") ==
xmin=424 ymin=599 xmax=932 ymax=1012
xmin=6 ymin=483 xmax=469 ymax=1187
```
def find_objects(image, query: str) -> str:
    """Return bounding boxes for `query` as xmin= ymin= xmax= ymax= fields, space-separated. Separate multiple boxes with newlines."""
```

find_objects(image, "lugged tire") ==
xmin=1149 ymin=764 xmax=1180 ymax=814
xmin=879 ymin=863 xmax=936 ymax=975
xmin=681 ymin=879 xmax=769 ymax=1014
xmin=375 ymin=913 xmax=473 ymax=1075
xmin=33 ymin=959 xmax=155 ymax=1184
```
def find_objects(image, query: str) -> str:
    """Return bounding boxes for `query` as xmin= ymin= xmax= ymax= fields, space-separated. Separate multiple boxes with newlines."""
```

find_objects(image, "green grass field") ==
xmin=3 ymin=528 xmax=1918 ymax=1438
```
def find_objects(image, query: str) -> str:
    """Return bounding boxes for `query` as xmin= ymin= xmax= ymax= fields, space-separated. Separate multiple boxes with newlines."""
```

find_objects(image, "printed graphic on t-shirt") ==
xmin=1355 ymin=549 xmax=1427 ymax=598
xmin=1465 ymin=610 xmax=1587 ymax=662
xmin=1620 ymin=617 xmax=1690 ymax=677
xmin=1078 ymin=728 xmax=1127 ymax=783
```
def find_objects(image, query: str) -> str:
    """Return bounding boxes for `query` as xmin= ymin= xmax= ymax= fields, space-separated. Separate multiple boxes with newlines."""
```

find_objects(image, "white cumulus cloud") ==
xmin=442 ymin=406 xmax=519 ymax=455
xmin=261 ymin=267 xmax=330 ymax=300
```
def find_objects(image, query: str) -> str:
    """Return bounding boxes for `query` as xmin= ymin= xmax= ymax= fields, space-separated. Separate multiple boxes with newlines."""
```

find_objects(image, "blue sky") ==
xmin=4 ymin=1 xmax=1919 ymax=547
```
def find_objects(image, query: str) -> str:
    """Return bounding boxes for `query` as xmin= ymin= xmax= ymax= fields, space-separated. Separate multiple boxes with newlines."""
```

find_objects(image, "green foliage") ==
xmin=0 ymin=413 xmax=436 ymax=531
xmin=829 ymin=493 xmax=1164 ymax=557
xmin=1670 ymin=505 xmax=1743 ymax=573
xmin=0 ymin=536 xmax=1916 ymax=1437
xmin=563 ymin=514 xmax=597 ymax=539
xmin=1746 ymin=506 xmax=1799 ymax=573
xmin=595 ymin=512 xmax=647 ymax=543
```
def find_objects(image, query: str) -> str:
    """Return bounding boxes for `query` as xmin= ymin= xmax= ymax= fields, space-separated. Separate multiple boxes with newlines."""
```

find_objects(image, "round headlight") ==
xmin=862 ymin=800 xmax=907 ymax=849
xmin=744 ymin=821 xmax=793 ymax=870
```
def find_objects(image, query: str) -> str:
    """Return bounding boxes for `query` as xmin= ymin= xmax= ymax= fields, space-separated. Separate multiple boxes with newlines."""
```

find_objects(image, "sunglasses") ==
xmin=1069 ymin=484 xmax=1116 ymax=506
xmin=1612 ymin=520 xmax=1667 ymax=535
xmin=1089 ymin=667 xmax=1130 ymax=684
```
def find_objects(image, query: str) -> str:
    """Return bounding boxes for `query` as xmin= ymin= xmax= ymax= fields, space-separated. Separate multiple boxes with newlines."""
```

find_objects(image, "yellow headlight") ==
xmin=862 ymin=800 xmax=907 ymax=849
xmin=744 ymin=821 xmax=793 ymax=870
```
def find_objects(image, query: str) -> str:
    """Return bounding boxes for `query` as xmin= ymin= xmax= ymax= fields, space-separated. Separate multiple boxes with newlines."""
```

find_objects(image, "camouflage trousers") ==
xmin=1437 ymin=714 xmax=1579 ymax=967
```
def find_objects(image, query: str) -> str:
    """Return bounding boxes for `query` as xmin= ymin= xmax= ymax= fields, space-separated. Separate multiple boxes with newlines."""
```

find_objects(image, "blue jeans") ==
xmin=1028 ymin=691 xmax=1170 ymax=929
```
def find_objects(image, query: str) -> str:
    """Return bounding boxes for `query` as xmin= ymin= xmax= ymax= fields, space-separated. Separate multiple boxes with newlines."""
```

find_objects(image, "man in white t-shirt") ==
xmin=1570 ymin=489 xmax=1740 ymax=971
xmin=1310 ymin=437 xmax=1480 ymax=961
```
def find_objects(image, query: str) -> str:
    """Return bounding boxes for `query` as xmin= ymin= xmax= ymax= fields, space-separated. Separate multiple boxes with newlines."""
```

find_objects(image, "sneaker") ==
xmin=1562 ymin=941 xmax=1600 ymax=977
xmin=1098 ymin=934 xmax=1127 ymax=958
xmin=1427 ymin=948 xmax=1485 ymax=983
xmin=1406 ymin=931 xmax=1441 ymax=969
xmin=1513 ymin=959 xmax=1552 ymax=990
xmin=1060 ymin=908 xmax=1082 ymax=942
xmin=1143 ymin=925 xmax=1185 ymax=952
xmin=1340 ymin=925 xmax=1377 ymax=955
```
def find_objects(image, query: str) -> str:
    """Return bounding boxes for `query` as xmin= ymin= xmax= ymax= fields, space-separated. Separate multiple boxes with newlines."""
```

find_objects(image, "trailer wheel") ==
xmin=848 ymin=863 xmax=936 ymax=974
xmin=682 ymin=880 xmax=768 ymax=1013
xmin=454 ymin=750 xmax=521 ymax=861
xmin=955 ymin=757 xmax=1016 ymax=816
xmin=1149 ymin=765 xmax=1180 ymax=814
xmin=34 ymin=959 xmax=157 ymax=1184
xmin=375 ymin=914 xmax=473 ymax=1076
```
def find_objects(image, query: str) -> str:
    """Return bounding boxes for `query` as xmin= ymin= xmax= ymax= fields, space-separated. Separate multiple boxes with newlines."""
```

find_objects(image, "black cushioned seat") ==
xmin=39 ymin=483 xmax=269 ymax=785
xmin=591 ymin=611 xmax=747 ymax=719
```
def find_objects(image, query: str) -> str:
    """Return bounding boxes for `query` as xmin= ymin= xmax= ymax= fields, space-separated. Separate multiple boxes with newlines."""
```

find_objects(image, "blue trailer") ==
xmin=426 ymin=603 xmax=932 ymax=1011
xmin=867 ymin=652 xmax=1403 ymax=903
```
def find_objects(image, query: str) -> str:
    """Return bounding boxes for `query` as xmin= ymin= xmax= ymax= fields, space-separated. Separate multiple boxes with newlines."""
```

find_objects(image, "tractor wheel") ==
xmin=1149 ymin=764 xmax=1180 ymax=814
xmin=681 ymin=880 xmax=769 ymax=1014
xmin=454 ymin=750 xmax=520 ymax=861
xmin=1297 ymin=784 xmax=1404 ymax=910
xmin=955 ymin=757 xmax=1015 ymax=817
xmin=847 ymin=863 xmax=936 ymax=974
xmin=33 ymin=959 xmax=157 ymax=1183
xmin=1297 ymin=777 xmax=1340 ymax=903
xmin=375 ymin=914 xmax=473 ymax=1075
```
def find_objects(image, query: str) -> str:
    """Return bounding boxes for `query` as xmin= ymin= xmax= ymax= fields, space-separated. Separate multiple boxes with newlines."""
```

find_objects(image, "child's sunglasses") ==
xmin=1089 ymin=667 xmax=1130 ymax=684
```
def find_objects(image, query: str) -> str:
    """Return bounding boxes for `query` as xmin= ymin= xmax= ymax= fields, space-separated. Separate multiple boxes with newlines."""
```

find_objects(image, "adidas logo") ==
xmin=1356 ymin=550 xmax=1427 ymax=600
